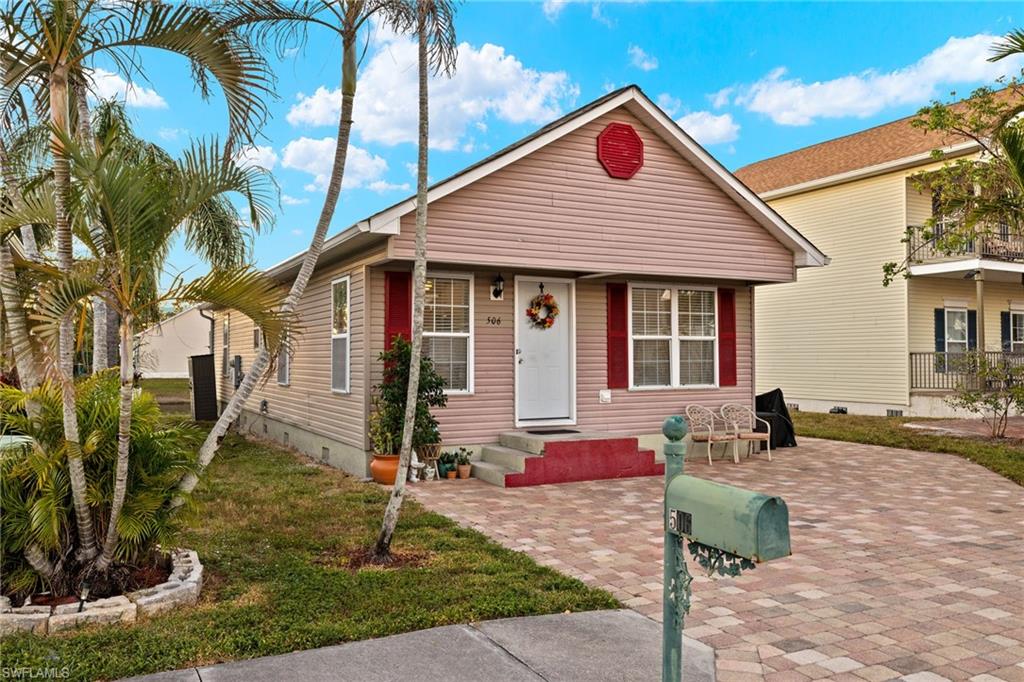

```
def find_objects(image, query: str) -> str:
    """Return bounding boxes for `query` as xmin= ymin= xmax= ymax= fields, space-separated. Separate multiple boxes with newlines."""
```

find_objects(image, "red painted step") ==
xmin=503 ymin=437 xmax=663 ymax=487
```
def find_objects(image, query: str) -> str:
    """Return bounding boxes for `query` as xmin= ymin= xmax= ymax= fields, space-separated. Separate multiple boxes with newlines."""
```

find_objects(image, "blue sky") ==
xmin=91 ymin=1 xmax=1022 ymax=285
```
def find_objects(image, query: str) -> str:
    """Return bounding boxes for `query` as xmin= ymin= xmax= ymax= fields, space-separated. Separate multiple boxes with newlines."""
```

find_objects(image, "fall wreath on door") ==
xmin=526 ymin=292 xmax=560 ymax=329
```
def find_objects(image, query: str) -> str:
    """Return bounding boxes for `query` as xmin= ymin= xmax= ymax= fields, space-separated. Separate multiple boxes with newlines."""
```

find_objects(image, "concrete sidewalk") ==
xmin=125 ymin=610 xmax=715 ymax=682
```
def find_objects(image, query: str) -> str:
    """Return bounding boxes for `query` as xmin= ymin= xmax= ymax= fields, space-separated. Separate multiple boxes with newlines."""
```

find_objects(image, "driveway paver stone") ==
xmin=411 ymin=437 xmax=1024 ymax=680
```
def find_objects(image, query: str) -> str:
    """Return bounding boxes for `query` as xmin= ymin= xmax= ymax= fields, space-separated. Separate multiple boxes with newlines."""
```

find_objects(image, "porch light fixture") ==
xmin=492 ymin=274 xmax=505 ymax=300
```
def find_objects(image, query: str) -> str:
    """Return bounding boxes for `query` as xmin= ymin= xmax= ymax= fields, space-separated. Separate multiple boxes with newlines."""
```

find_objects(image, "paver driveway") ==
xmin=411 ymin=437 xmax=1024 ymax=681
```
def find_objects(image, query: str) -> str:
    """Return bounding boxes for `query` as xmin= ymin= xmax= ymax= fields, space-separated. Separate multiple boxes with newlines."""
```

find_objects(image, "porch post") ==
xmin=975 ymin=271 xmax=986 ymax=352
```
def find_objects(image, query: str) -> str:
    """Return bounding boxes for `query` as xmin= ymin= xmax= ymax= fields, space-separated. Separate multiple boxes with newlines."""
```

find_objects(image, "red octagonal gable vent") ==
xmin=597 ymin=122 xmax=644 ymax=179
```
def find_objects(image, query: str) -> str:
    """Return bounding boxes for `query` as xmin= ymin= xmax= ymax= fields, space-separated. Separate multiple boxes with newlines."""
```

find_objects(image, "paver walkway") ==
xmin=411 ymin=437 xmax=1024 ymax=681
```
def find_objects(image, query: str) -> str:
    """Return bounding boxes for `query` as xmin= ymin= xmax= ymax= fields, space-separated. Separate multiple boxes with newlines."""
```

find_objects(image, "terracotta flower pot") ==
xmin=457 ymin=464 xmax=471 ymax=479
xmin=370 ymin=454 xmax=400 ymax=485
xmin=446 ymin=470 xmax=457 ymax=479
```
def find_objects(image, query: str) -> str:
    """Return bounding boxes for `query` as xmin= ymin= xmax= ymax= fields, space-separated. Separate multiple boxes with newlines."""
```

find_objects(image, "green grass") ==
xmin=1 ymin=435 xmax=617 ymax=681
xmin=793 ymin=411 xmax=1024 ymax=485
xmin=139 ymin=378 xmax=190 ymax=401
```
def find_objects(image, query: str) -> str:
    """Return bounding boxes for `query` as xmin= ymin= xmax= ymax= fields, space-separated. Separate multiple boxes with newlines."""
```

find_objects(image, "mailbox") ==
xmin=665 ymin=475 xmax=790 ymax=563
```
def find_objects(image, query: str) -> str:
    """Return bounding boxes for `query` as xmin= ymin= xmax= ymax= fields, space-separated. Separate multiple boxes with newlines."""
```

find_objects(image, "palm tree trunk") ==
xmin=24 ymin=544 xmax=55 ymax=581
xmin=0 ymin=140 xmax=40 ymax=260
xmin=0 ymin=241 xmax=42 ymax=392
xmin=73 ymin=79 xmax=109 ymax=375
xmin=50 ymin=63 xmax=98 ymax=559
xmin=0 ymin=140 xmax=44 ymax=391
xmin=374 ymin=8 xmax=429 ymax=560
xmin=94 ymin=312 xmax=133 ymax=571
xmin=175 ymin=37 xmax=360 ymax=501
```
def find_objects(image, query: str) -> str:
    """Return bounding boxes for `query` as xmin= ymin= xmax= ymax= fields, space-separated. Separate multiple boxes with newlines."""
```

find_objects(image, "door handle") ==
xmin=518 ymin=358 xmax=524 ymax=365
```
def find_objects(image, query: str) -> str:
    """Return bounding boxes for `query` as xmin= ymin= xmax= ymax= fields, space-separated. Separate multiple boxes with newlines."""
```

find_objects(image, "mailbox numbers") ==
xmin=486 ymin=316 xmax=502 ymax=326
xmin=668 ymin=508 xmax=692 ymax=536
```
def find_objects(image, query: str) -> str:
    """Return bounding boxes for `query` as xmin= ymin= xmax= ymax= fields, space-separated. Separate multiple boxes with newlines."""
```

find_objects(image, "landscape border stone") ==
xmin=0 ymin=548 xmax=202 ymax=637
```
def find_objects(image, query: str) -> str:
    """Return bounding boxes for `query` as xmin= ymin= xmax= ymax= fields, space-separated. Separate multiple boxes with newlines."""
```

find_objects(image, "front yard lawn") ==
xmin=793 ymin=411 xmax=1024 ymax=485
xmin=1 ymin=434 xmax=617 ymax=681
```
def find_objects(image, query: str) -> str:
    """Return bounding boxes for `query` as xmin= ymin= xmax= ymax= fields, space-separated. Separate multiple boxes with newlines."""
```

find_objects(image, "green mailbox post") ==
xmin=660 ymin=416 xmax=792 ymax=682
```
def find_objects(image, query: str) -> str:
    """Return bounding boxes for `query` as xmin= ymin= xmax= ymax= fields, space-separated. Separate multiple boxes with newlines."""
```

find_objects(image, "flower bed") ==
xmin=0 ymin=549 xmax=202 ymax=637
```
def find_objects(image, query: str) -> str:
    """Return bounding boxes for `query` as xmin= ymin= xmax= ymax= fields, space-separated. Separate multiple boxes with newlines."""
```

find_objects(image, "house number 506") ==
xmin=486 ymin=316 xmax=502 ymax=326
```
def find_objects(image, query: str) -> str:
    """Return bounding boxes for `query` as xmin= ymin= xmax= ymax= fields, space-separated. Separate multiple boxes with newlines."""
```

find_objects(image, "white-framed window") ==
xmin=629 ymin=285 xmax=717 ymax=389
xmin=945 ymin=308 xmax=968 ymax=355
xmin=423 ymin=273 xmax=473 ymax=393
xmin=331 ymin=277 xmax=350 ymax=393
xmin=1012 ymin=312 xmax=1024 ymax=354
xmin=221 ymin=315 xmax=230 ymax=377
xmin=253 ymin=327 xmax=262 ymax=349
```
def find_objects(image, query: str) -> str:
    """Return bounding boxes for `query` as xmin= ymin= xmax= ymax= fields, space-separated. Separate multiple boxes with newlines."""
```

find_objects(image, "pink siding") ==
xmin=214 ymin=247 xmax=384 ymax=450
xmin=389 ymin=107 xmax=795 ymax=282
xmin=369 ymin=265 xmax=753 ymax=445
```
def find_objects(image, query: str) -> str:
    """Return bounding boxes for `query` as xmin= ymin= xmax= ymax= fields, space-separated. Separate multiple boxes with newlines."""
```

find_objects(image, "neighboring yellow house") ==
xmin=736 ymin=111 xmax=1024 ymax=417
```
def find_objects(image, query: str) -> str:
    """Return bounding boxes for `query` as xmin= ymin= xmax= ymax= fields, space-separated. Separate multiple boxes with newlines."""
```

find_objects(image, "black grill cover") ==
xmin=755 ymin=388 xmax=797 ymax=448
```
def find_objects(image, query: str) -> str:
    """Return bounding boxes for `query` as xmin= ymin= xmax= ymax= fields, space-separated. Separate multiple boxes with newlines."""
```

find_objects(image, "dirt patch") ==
xmin=314 ymin=546 xmax=432 ymax=571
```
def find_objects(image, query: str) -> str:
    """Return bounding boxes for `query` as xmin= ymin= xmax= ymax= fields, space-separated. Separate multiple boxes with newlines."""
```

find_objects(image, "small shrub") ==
xmin=945 ymin=352 xmax=1024 ymax=438
xmin=369 ymin=337 xmax=447 ymax=454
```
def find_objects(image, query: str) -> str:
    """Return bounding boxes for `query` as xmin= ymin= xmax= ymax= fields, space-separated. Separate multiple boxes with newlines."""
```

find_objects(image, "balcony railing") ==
xmin=909 ymin=351 xmax=1024 ymax=391
xmin=907 ymin=225 xmax=1024 ymax=263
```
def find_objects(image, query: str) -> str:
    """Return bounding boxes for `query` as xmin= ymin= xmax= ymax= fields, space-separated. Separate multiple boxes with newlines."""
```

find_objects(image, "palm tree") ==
xmin=0 ymin=123 xmax=287 ymax=578
xmin=176 ymin=0 xmax=423 ymax=501
xmin=1 ymin=0 xmax=273 ymax=558
xmin=373 ymin=0 xmax=457 ymax=562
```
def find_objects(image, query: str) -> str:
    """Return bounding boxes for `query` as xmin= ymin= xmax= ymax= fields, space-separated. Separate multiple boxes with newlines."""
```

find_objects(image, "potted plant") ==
xmin=439 ymin=450 xmax=457 ymax=479
xmin=456 ymin=448 xmax=472 ymax=479
xmin=369 ymin=337 xmax=448 ymax=485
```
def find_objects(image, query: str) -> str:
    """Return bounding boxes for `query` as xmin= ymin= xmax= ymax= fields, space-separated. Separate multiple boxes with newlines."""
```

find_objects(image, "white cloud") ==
xmin=543 ymin=0 xmax=642 ymax=24
xmin=281 ymin=194 xmax=308 ymax=206
xmin=290 ymin=228 xmax=303 ymax=236
xmin=281 ymin=136 xmax=396 ymax=191
xmin=367 ymin=180 xmax=411 ymax=193
xmin=628 ymin=44 xmax=658 ymax=71
xmin=542 ymin=0 xmax=570 ymax=20
xmin=726 ymin=33 xmax=1024 ymax=126
xmin=675 ymin=111 xmax=740 ymax=145
xmin=234 ymin=144 xmax=278 ymax=170
xmin=287 ymin=35 xmax=578 ymax=152
xmin=157 ymin=127 xmax=186 ymax=141
xmin=656 ymin=93 xmax=681 ymax=117
xmin=90 ymin=68 xmax=166 ymax=109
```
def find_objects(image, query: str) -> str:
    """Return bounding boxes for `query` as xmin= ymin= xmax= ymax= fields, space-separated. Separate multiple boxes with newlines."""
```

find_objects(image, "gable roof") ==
xmin=732 ymin=89 xmax=1021 ymax=198
xmin=733 ymin=117 xmax=974 ymax=197
xmin=267 ymin=85 xmax=828 ymax=279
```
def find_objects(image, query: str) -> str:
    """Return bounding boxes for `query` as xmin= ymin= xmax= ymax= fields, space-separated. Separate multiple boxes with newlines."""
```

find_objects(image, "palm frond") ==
xmin=170 ymin=267 xmax=290 ymax=350
xmin=990 ymin=29 xmax=1024 ymax=62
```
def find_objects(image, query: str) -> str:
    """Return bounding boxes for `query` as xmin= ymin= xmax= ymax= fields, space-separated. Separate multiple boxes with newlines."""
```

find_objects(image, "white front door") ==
xmin=516 ymin=278 xmax=574 ymax=423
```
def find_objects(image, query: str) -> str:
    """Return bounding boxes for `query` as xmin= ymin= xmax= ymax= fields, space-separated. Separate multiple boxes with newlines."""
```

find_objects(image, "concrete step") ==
xmin=480 ymin=444 xmax=534 ymax=473
xmin=470 ymin=461 xmax=512 ymax=487
xmin=498 ymin=432 xmax=548 ymax=455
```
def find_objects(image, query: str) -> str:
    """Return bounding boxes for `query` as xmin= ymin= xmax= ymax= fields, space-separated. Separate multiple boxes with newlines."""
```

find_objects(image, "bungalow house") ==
xmin=736 ymin=102 xmax=1024 ymax=417
xmin=213 ymin=86 xmax=827 ymax=484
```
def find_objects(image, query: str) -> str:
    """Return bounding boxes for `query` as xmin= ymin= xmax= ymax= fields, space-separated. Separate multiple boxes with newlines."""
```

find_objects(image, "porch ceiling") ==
xmin=908 ymin=258 xmax=1024 ymax=283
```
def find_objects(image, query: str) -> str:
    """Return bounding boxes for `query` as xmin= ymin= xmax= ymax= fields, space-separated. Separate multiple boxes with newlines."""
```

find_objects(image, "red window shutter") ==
xmin=607 ymin=283 xmax=629 ymax=389
xmin=718 ymin=288 xmax=737 ymax=387
xmin=384 ymin=271 xmax=412 ymax=350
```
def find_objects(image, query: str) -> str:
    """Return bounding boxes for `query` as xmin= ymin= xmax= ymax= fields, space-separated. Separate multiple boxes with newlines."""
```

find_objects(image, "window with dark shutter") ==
xmin=606 ymin=283 xmax=628 ymax=388
xmin=384 ymin=271 xmax=412 ymax=351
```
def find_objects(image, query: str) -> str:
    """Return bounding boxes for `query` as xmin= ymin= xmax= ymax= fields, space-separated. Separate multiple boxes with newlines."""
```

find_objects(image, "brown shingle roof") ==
xmin=734 ymin=112 xmax=971 ymax=195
